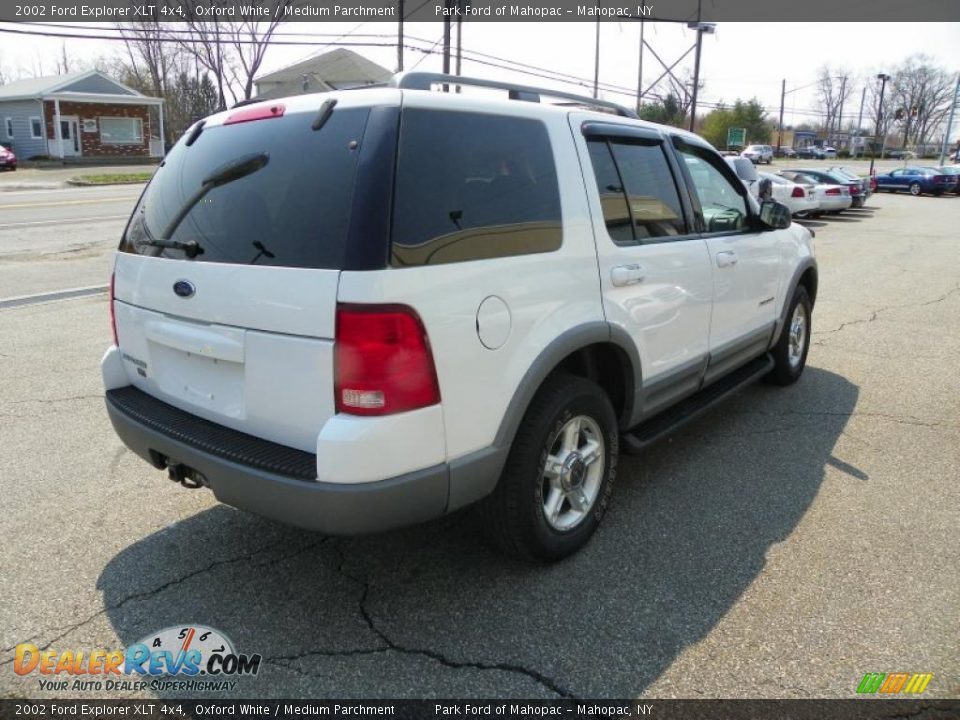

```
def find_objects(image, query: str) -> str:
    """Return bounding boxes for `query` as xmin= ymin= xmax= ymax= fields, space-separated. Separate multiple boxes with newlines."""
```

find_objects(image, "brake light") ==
xmin=224 ymin=103 xmax=285 ymax=126
xmin=109 ymin=272 xmax=118 ymax=346
xmin=825 ymin=187 xmax=841 ymax=196
xmin=791 ymin=186 xmax=805 ymax=198
xmin=335 ymin=304 xmax=440 ymax=416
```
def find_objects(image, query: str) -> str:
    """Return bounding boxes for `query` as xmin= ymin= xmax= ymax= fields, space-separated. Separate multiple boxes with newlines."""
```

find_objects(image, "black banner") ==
xmin=0 ymin=0 xmax=958 ymax=22
xmin=2 ymin=699 xmax=960 ymax=720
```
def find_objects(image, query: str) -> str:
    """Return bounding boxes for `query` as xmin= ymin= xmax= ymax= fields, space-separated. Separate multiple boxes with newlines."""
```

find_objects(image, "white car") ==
xmin=758 ymin=172 xmax=819 ymax=217
xmin=102 ymin=73 xmax=817 ymax=560
xmin=822 ymin=146 xmax=838 ymax=159
xmin=741 ymin=144 xmax=773 ymax=164
xmin=780 ymin=171 xmax=852 ymax=214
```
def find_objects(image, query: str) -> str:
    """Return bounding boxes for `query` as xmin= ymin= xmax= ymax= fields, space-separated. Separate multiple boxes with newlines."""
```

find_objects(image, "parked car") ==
xmin=788 ymin=167 xmax=866 ymax=208
xmin=935 ymin=166 xmax=960 ymax=194
xmin=883 ymin=149 xmax=914 ymax=160
xmin=0 ymin=145 xmax=16 ymax=171
xmin=725 ymin=155 xmax=760 ymax=196
xmin=758 ymin=171 xmax=819 ymax=217
xmin=829 ymin=166 xmax=872 ymax=202
xmin=102 ymin=72 xmax=816 ymax=560
xmin=874 ymin=166 xmax=957 ymax=196
xmin=741 ymin=144 xmax=773 ymax=164
xmin=779 ymin=171 xmax=853 ymax=214
xmin=775 ymin=146 xmax=797 ymax=158
xmin=821 ymin=146 xmax=838 ymax=159
xmin=796 ymin=146 xmax=825 ymax=160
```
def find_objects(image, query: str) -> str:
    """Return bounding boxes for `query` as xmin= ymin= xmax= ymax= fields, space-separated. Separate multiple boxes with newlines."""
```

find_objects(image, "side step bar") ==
xmin=621 ymin=353 xmax=774 ymax=455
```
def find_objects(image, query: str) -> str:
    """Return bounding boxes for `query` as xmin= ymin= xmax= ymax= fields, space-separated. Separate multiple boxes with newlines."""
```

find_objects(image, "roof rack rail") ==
xmin=389 ymin=72 xmax=639 ymax=119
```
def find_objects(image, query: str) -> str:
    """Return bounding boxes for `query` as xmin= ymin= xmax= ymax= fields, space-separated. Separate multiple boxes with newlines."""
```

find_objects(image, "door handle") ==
xmin=611 ymin=264 xmax=645 ymax=287
xmin=716 ymin=251 xmax=738 ymax=268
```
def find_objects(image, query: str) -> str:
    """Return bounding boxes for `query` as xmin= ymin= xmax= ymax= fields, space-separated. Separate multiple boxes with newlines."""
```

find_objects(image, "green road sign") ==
xmin=727 ymin=127 xmax=746 ymax=148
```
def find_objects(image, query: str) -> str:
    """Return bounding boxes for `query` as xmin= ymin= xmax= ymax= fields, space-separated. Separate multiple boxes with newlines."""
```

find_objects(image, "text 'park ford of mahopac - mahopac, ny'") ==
xmin=434 ymin=3 xmax=654 ymax=16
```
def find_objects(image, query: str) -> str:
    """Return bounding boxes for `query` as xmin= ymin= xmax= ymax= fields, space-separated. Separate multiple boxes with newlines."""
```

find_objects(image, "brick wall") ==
xmin=43 ymin=101 xmax=153 ymax=158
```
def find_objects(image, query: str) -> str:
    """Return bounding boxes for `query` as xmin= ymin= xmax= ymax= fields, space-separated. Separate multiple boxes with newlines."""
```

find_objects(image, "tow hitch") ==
xmin=167 ymin=462 xmax=208 ymax=489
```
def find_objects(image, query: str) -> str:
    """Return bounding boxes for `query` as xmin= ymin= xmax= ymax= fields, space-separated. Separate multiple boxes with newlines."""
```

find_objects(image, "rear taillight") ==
xmin=109 ymin=272 xmax=118 ymax=346
xmin=825 ymin=187 xmax=841 ymax=196
xmin=791 ymin=186 xmax=805 ymax=198
xmin=335 ymin=304 xmax=440 ymax=416
xmin=848 ymin=184 xmax=861 ymax=195
xmin=224 ymin=103 xmax=285 ymax=126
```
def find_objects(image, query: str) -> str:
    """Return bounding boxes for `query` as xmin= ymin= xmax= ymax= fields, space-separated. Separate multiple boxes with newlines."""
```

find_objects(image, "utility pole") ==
xmin=855 ymin=86 xmax=867 ymax=157
xmin=687 ymin=22 xmax=715 ymax=131
xmin=870 ymin=73 xmax=891 ymax=178
xmin=636 ymin=20 xmax=645 ymax=113
xmin=396 ymin=0 xmax=404 ymax=72
xmin=777 ymin=78 xmax=786 ymax=152
xmin=593 ymin=19 xmax=601 ymax=99
xmin=938 ymin=74 xmax=960 ymax=165
xmin=836 ymin=75 xmax=847 ymax=146
xmin=442 ymin=0 xmax=451 ymax=91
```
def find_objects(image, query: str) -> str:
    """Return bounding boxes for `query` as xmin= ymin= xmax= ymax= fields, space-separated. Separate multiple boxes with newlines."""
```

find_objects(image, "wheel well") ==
xmin=799 ymin=267 xmax=818 ymax=307
xmin=551 ymin=343 xmax=633 ymax=427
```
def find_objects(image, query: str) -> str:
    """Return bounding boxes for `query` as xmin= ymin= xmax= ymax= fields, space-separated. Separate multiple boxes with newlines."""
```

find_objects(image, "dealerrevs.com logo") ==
xmin=14 ymin=625 xmax=261 ymax=693
xmin=856 ymin=672 xmax=934 ymax=695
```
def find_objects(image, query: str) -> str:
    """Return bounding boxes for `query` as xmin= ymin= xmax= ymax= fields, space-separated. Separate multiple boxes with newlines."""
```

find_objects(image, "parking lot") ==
xmin=0 ymin=181 xmax=957 ymax=700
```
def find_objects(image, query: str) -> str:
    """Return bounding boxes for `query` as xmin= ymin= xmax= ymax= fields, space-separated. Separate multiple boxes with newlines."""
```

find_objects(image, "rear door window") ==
xmin=121 ymin=108 xmax=372 ymax=269
xmin=391 ymin=109 xmax=562 ymax=266
xmin=586 ymin=138 xmax=687 ymax=243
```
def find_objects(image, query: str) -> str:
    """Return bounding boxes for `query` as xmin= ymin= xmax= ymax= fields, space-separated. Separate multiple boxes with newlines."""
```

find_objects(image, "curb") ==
xmin=66 ymin=179 xmax=150 ymax=187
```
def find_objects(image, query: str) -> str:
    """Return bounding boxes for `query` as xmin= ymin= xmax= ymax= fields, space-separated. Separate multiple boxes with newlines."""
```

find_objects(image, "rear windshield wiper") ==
xmin=142 ymin=151 xmax=270 ymax=257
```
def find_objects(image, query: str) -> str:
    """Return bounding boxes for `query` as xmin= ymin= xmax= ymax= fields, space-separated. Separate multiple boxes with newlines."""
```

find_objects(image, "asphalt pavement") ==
xmin=0 ymin=185 xmax=141 ymax=297
xmin=0 ymin=187 xmax=957 ymax=701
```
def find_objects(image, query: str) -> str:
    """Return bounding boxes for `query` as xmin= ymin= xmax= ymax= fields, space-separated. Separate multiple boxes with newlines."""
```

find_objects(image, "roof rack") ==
xmin=389 ymin=72 xmax=639 ymax=119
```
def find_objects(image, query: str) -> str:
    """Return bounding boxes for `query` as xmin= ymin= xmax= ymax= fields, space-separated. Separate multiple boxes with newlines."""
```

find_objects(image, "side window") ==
xmin=676 ymin=145 xmax=749 ymax=234
xmin=391 ymin=110 xmax=562 ymax=266
xmin=586 ymin=137 xmax=686 ymax=244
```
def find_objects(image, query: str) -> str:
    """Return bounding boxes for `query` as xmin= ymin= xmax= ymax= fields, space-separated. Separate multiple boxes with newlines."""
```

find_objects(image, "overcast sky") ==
xmin=1 ymin=21 xmax=958 ymax=129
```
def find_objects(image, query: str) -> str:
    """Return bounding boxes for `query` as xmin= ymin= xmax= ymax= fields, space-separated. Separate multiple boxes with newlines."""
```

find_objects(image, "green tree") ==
xmin=699 ymin=99 xmax=771 ymax=148
xmin=638 ymin=94 xmax=686 ymax=128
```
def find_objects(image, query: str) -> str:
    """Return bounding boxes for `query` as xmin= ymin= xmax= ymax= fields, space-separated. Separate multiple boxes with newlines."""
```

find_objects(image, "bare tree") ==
xmin=116 ymin=20 xmax=180 ymax=99
xmin=888 ymin=55 xmax=956 ymax=149
xmin=168 ymin=4 xmax=293 ymax=109
xmin=815 ymin=66 xmax=854 ymax=140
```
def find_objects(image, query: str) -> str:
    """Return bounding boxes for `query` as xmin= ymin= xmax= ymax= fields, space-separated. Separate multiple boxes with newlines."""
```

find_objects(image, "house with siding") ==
xmin=254 ymin=48 xmax=392 ymax=100
xmin=0 ymin=70 xmax=164 ymax=161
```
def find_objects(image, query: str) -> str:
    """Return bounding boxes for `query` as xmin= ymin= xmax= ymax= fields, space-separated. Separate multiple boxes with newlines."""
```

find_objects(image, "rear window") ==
xmin=121 ymin=108 xmax=371 ymax=269
xmin=391 ymin=109 xmax=562 ymax=267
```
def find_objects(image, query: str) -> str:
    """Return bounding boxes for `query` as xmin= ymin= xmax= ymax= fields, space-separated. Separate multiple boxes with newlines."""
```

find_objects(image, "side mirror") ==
xmin=760 ymin=200 xmax=791 ymax=229
xmin=758 ymin=177 xmax=774 ymax=201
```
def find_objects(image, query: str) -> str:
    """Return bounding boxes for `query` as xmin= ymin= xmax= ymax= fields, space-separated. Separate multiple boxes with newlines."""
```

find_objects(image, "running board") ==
xmin=621 ymin=353 xmax=774 ymax=455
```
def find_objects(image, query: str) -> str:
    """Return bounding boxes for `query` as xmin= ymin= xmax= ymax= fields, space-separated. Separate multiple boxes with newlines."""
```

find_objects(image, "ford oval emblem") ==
xmin=173 ymin=280 xmax=195 ymax=298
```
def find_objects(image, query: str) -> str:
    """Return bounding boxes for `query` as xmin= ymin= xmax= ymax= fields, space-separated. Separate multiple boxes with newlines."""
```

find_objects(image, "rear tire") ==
xmin=481 ymin=374 xmax=618 ymax=561
xmin=909 ymin=182 xmax=921 ymax=196
xmin=767 ymin=286 xmax=812 ymax=386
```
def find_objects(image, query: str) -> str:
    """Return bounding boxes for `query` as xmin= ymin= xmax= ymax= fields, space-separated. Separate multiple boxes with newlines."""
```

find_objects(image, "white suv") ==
xmin=741 ymin=144 xmax=773 ymax=165
xmin=103 ymin=73 xmax=817 ymax=560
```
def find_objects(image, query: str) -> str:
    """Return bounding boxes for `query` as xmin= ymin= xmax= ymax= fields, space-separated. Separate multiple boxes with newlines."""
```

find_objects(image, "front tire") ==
xmin=767 ymin=286 xmax=812 ymax=386
xmin=482 ymin=374 xmax=619 ymax=561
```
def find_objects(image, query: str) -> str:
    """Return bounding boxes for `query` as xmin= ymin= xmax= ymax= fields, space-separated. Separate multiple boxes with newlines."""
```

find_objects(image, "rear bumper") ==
xmin=105 ymin=386 xmax=450 ymax=534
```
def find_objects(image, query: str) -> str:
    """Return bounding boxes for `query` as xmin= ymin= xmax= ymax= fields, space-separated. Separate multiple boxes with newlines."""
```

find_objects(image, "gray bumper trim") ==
xmin=106 ymin=396 xmax=450 ymax=535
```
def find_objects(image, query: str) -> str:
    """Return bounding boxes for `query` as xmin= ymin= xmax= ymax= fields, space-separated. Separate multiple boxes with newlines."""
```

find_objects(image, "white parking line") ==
xmin=0 ymin=215 xmax=129 ymax=229
xmin=0 ymin=285 xmax=109 ymax=309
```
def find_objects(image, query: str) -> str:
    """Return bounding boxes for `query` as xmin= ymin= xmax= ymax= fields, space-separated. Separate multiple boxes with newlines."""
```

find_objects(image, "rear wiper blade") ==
xmin=160 ymin=151 xmax=270 ymax=243
xmin=139 ymin=237 xmax=204 ymax=258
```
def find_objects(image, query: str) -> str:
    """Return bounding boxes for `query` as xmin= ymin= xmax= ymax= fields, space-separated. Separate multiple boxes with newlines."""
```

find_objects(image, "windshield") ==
xmin=121 ymin=108 xmax=371 ymax=269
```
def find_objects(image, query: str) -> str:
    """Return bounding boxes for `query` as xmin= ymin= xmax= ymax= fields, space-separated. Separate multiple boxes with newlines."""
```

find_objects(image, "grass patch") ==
xmin=70 ymin=172 xmax=153 ymax=185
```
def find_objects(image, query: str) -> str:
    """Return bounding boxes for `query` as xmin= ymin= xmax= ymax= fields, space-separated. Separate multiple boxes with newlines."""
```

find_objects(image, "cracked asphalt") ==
xmin=0 ymin=190 xmax=957 ymax=700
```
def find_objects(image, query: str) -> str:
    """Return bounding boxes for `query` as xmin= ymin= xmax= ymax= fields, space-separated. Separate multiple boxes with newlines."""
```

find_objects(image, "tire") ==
xmin=481 ymin=373 xmax=619 ymax=561
xmin=767 ymin=285 xmax=812 ymax=386
xmin=909 ymin=182 xmax=921 ymax=196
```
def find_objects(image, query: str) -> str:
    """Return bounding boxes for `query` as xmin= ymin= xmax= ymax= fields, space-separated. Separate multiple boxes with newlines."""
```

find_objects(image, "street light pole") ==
xmin=869 ymin=73 xmax=891 ymax=178
xmin=687 ymin=22 xmax=714 ymax=132
xmin=938 ymin=74 xmax=959 ymax=166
